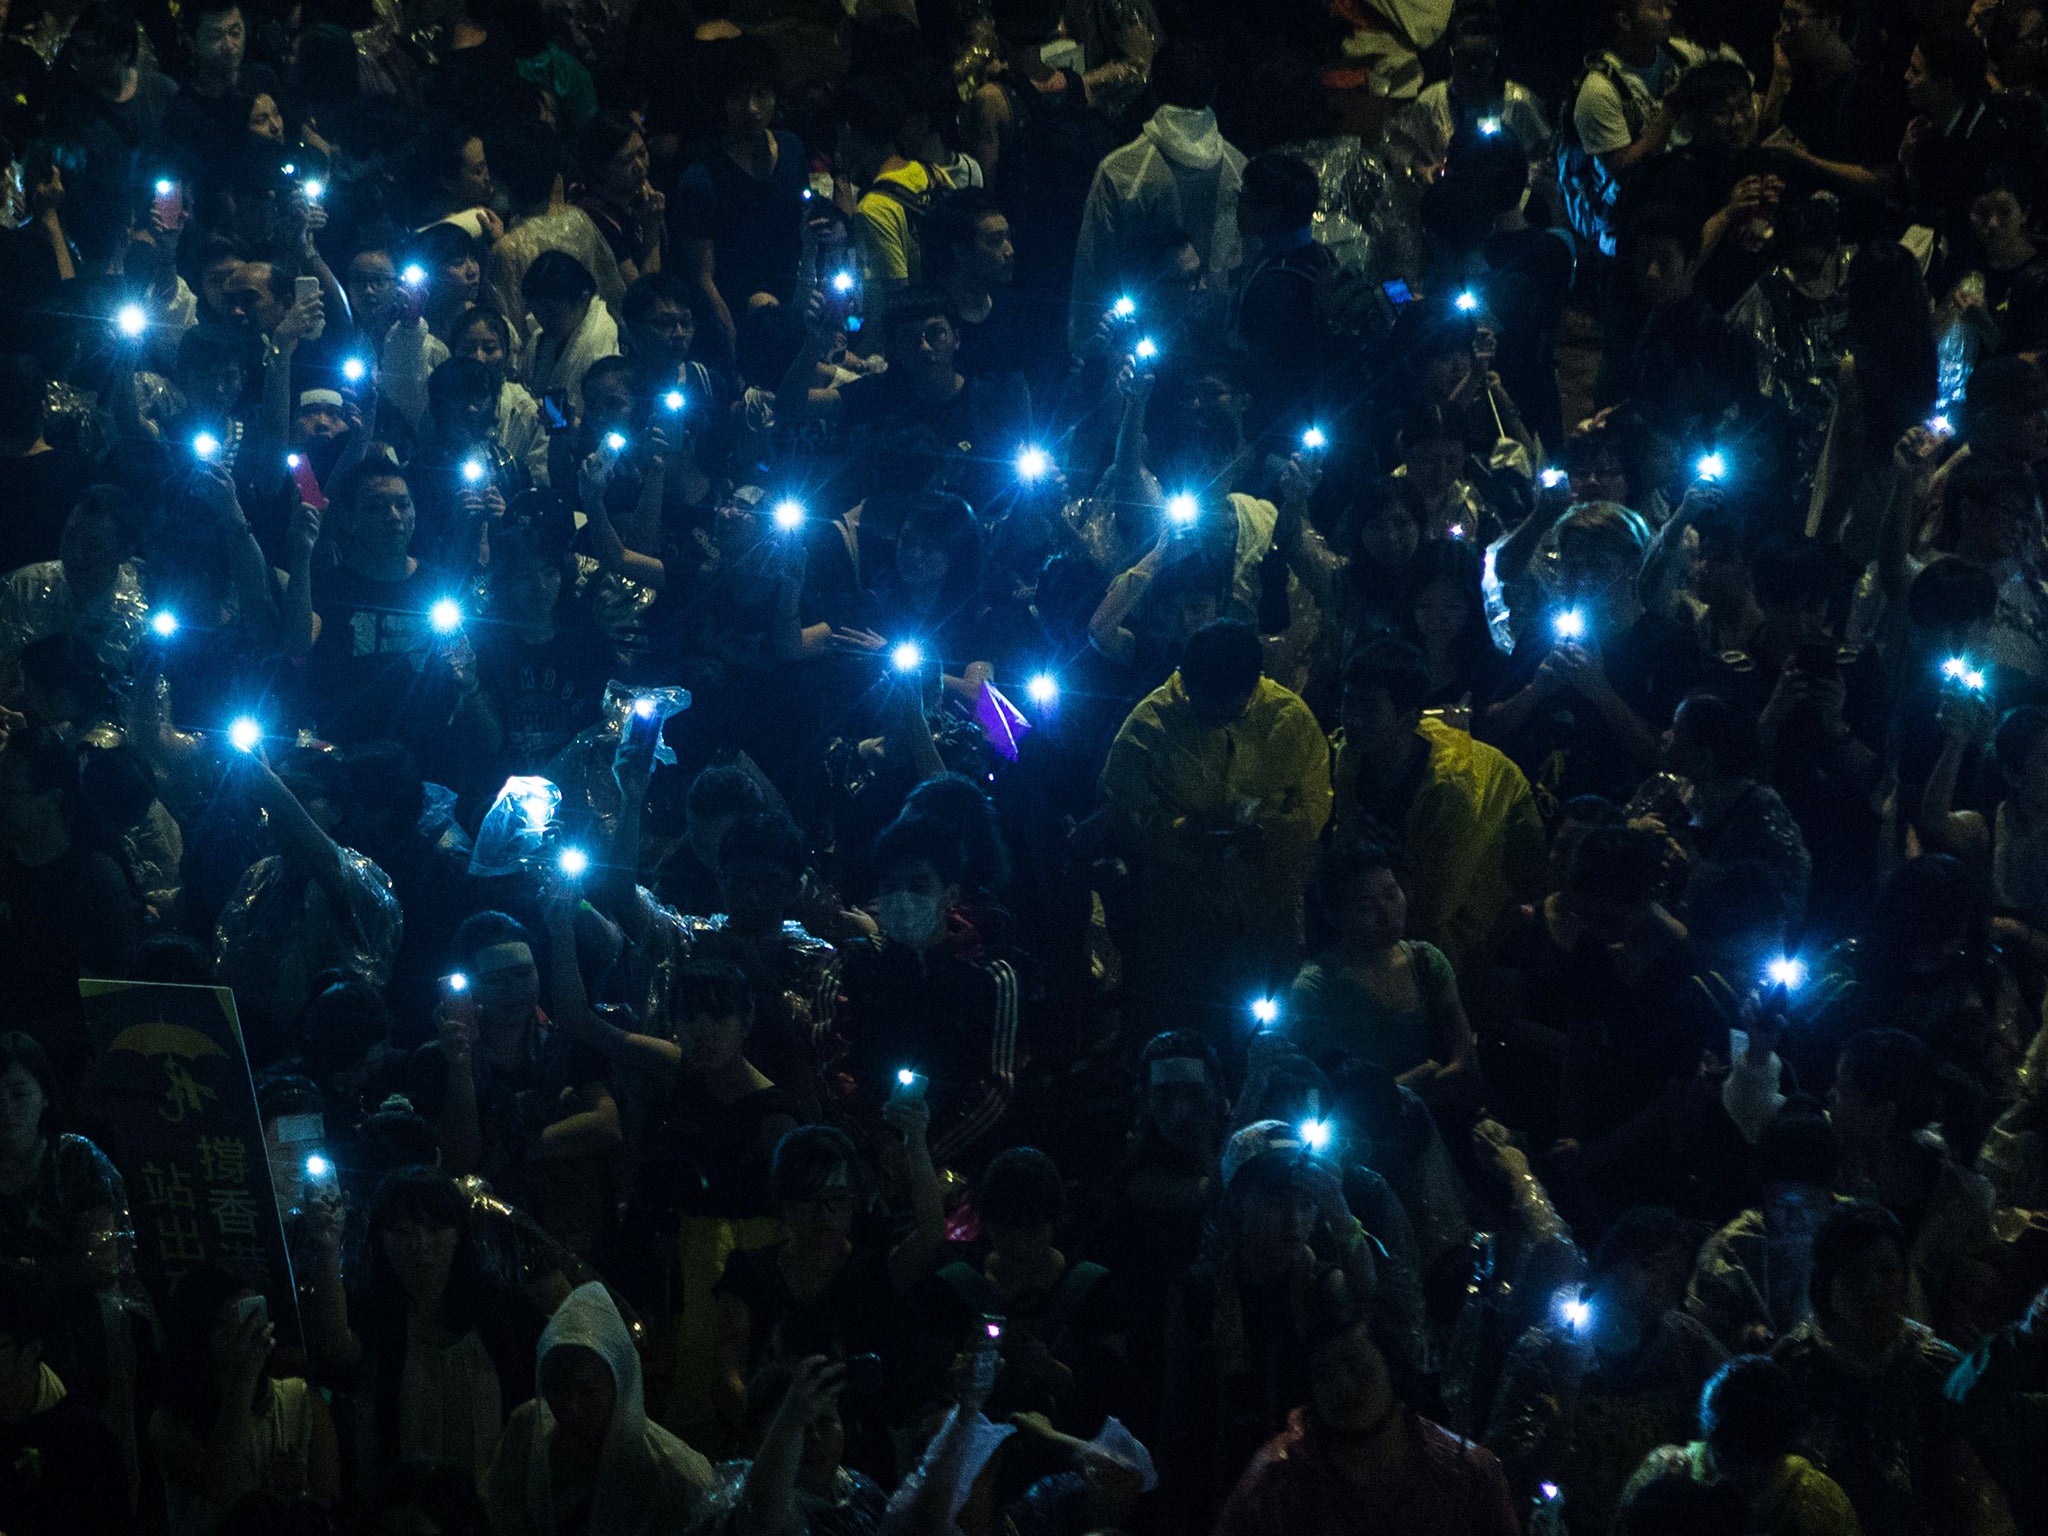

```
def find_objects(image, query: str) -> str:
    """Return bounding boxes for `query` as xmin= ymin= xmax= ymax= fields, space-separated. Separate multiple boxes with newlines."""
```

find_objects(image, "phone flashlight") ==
xmin=1015 ymin=445 xmax=1051 ymax=481
xmin=1454 ymin=290 xmax=1480 ymax=313
xmin=228 ymin=717 xmax=263 ymax=753
xmin=447 ymin=972 xmax=469 ymax=992
xmin=662 ymin=389 xmax=685 ymax=413
xmin=1929 ymin=412 xmax=1954 ymax=437
xmin=891 ymin=641 xmax=924 ymax=672
xmin=1942 ymin=655 xmax=1988 ymax=691
xmin=429 ymin=598 xmax=463 ymax=635
xmin=1541 ymin=1483 xmax=1561 ymax=1501
xmin=1250 ymin=997 xmax=1279 ymax=1025
xmin=632 ymin=697 xmax=657 ymax=722
xmin=154 ymin=177 xmax=175 ymax=196
xmin=1026 ymin=673 xmax=1058 ymax=705
xmin=192 ymin=431 xmax=222 ymax=461
xmin=1298 ymin=1118 xmax=1333 ymax=1151
xmin=460 ymin=458 xmax=486 ymax=485
xmin=400 ymin=263 xmax=427 ymax=287
xmin=771 ymin=499 xmax=805 ymax=531
xmin=1478 ymin=116 xmax=1503 ymax=136
xmin=1765 ymin=955 xmax=1807 ymax=991
xmin=558 ymin=847 xmax=591 ymax=878
xmin=1561 ymin=1294 xmax=1592 ymax=1330
xmin=1553 ymin=608 xmax=1587 ymax=642
xmin=1133 ymin=336 xmax=1158 ymax=361
xmin=603 ymin=431 xmax=627 ymax=452
xmin=301 ymin=177 xmax=325 ymax=202
xmin=304 ymin=1152 xmax=332 ymax=1179
xmin=1447 ymin=522 xmax=1467 ymax=540
xmin=281 ymin=162 xmax=296 ymax=177
xmin=1540 ymin=467 xmax=1567 ymax=489
xmin=150 ymin=610 xmax=179 ymax=639
xmin=1695 ymin=451 xmax=1727 ymax=481
xmin=898 ymin=1068 xmax=917 ymax=1087
xmin=1301 ymin=426 xmax=1327 ymax=451
xmin=1112 ymin=295 xmax=1136 ymax=319
xmin=341 ymin=357 xmax=367 ymax=384
xmin=1166 ymin=492 xmax=1199 ymax=525
xmin=115 ymin=303 xmax=147 ymax=338
xmin=831 ymin=270 xmax=856 ymax=294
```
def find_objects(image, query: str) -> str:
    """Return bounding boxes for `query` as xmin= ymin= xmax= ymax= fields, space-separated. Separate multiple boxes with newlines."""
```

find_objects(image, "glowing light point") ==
xmin=1929 ymin=413 xmax=1953 ymax=436
xmin=155 ymin=177 xmax=175 ymax=196
xmin=1540 ymin=467 xmax=1567 ymax=489
xmin=1541 ymin=1483 xmax=1560 ymax=1502
xmin=1563 ymin=1296 xmax=1592 ymax=1330
xmin=1166 ymin=492 xmax=1199 ymax=525
xmin=304 ymin=1153 xmax=331 ymax=1178
xmin=831 ymin=270 xmax=856 ymax=294
xmin=1250 ymin=997 xmax=1280 ymax=1025
xmin=1447 ymin=522 xmax=1467 ymax=540
xmin=1765 ymin=956 xmax=1808 ymax=991
xmin=1015 ymin=445 xmax=1051 ymax=481
xmin=429 ymin=598 xmax=463 ymax=634
xmin=400 ymin=263 xmax=427 ymax=287
xmin=891 ymin=641 xmax=924 ymax=672
xmin=557 ymin=847 xmax=590 ymax=877
xmin=286 ymin=453 xmax=302 ymax=470
xmin=603 ymin=432 xmax=627 ymax=452
xmin=1111 ymin=295 xmax=1136 ymax=319
xmin=772 ymin=499 xmax=806 ymax=531
xmin=897 ymin=1068 xmax=917 ymax=1087
xmin=460 ymin=459 xmax=485 ymax=485
xmin=115 ymin=303 xmax=147 ymax=338
xmin=1454 ymin=290 xmax=1480 ymax=312
xmin=1298 ymin=1118 xmax=1333 ymax=1151
xmin=1553 ymin=608 xmax=1587 ymax=642
xmin=1696 ymin=451 xmax=1728 ymax=481
xmin=1133 ymin=336 xmax=1158 ymax=360
xmin=1026 ymin=673 xmax=1059 ymax=706
xmin=301 ymin=177 xmax=324 ymax=201
xmin=1965 ymin=668 xmax=1987 ymax=691
xmin=228 ymin=717 xmax=262 ymax=753
xmin=447 ymin=973 xmax=469 ymax=992
xmin=1301 ymin=426 xmax=1327 ymax=450
xmin=150 ymin=610 xmax=179 ymax=638
xmin=663 ymin=389 xmax=684 ymax=412
xmin=633 ymin=697 xmax=657 ymax=719
xmin=341 ymin=357 xmax=367 ymax=383
xmin=1478 ymin=116 xmax=1503 ymax=137
xmin=192 ymin=431 xmax=221 ymax=461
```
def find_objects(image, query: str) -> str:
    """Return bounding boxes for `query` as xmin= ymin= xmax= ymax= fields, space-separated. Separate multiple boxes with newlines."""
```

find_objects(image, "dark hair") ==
xmin=1809 ymin=1199 xmax=1905 ymax=1324
xmin=1151 ymin=38 xmax=1219 ymax=109
xmin=1699 ymin=1354 xmax=1799 ymax=1466
xmin=1621 ymin=202 xmax=1705 ymax=264
xmin=455 ymin=305 xmax=515 ymax=354
xmin=1587 ymin=1206 xmax=1698 ymax=1284
xmin=837 ymin=76 xmax=909 ymax=149
xmin=403 ymin=119 xmax=486 ymax=215
xmin=1615 ymin=1473 xmax=1748 ymax=1536
xmin=1751 ymin=537 xmax=1839 ymax=610
xmin=522 ymin=249 xmax=597 ymax=306
xmin=578 ymin=110 xmax=643 ymax=181
xmin=326 ymin=457 xmax=410 ymax=519
xmin=1942 ymin=454 xmax=2039 ymax=554
xmin=873 ymin=814 xmax=970 ymax=888
xmin=1915 ymin=26 xmax=1988 ymax=89
xmin=978 ymin=1146 xmax=1064 ymax=1227
xmin=1307 ymin=839 xmax=1401 ymax=948
xmin=622 ymin=271 xmax=693 ymax=328
xmin=1758 ymin=1104 xmax=1838 ymax=1189
xmin=371 ymin=1462 xmax=490 ymax=1536
xmin=159 ymin=1261 xmax=260 ymax=1427
xmin=0 ymin=1032 xmax=60 ymax=1139
xmin=1565 ymin=824 xmax=1668 ymax=906
xmin=490 ymin=119 xmax=567 ymax=208
xmin=367 ymin=1165 xmax=488 ymax=1335
xmin=925 ymin=189 xmax=1007 ymax=284
xmin=687 ymin=764 xmax=767 ymax=823
xmin=991 ymin=0 xmax=1064 ymax=44
xmin=1675 ymin=691 xmax=1763 ymax=781
xmin=1178 ymin=619 xmax=1263 ymax=700
xmin=902 ymin=772 xmax=1011 ymax=893
xmin=1837 ymin=1027 xmax=1940 ymax=1133
xmin=1673 ymin=58 xmax=1752 ymax=119
xmin=672 ymin=959 xmax=757 ymax=1029
xmin=717 ymin=811 xmax=807 ymax=876
xmin=1905 ymin=555 xmax=1997 ymax=632
xmin=699 ymin=34 xmax=780 ymax=101
xmin=1859 ymin=853 xmax=1985 ymax=998
xmin=1995 ymin=705 xmax=2048 ymax=784
xmin=291 ymin=978 xmax=394 ymax=1076
xmin=1843 ymin=241 xmax=1938 ymax=451
xmin=1343 ymin=636 xmax=1430 ymax=715
xmin=1240 ymin=153 xmax=1320 ymax=231
xmin=452 ymin=910 xmax=532 ymax=965
xmin=880 ymin=288 xmax=954 ymax=358
xmin=770 ymin=1124 xmax=860 ymax=1205
xmin=428 ymin=353 xmax=497 ymax=413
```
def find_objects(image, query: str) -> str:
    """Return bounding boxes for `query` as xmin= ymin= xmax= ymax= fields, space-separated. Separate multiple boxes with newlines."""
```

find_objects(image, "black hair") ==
xmin=1615 ymin=1473 xmax=1747 ymax=1536
xmin=1344 ymin=634 xmax=1430 ymax=716
xmin=978 ymin=1146 xmax=1064 ymax=1228
xmin=672 ymin=959 xmax=757 ymax=1029
xmin=522 ymin=249 xmax=597 ymax=306
xmin=1178 ymin=619 xmax=1263 ymax=700
xmin=1681 ymin=859 xmax=1786 ymax=949
xmin=1565 ymin=824 xmax=1668 ymax=905
xmin=1621 ymin=202 xmax=1705 ymax=265
xmin=1673 ymin=58 xmax=1753 ymax=118
xmin=686 ymin=763 xmax=768 ymax=822
xmin=489 ymin=119 xmax=566 ymax=209
xmin=158 ymin=1261 xmax=260 ymax=1428
xmin=577 ymin=110 xmax=643 ymax=181
xmin=454 ymin=305 xmax=515 ymax=354
xmin=291 ymin=977 xmax=395 ymax=1076
xmin=326 ymin=457 xmax=411 ymax=519
xmin=1836 ymin=1027 xmax=1940 ymax=1133
xmin=1905 ymin=556 xmax=1998 ymax=632
xmin=769 ymin=1124 xmax=860 ymax=1205
xmin=837 ymin=76 xmax=909 ymax=150
xmin=452 ymin=910 xmax=532 ymax=964
xmin=1675 ymin=691 xmax=1764 ymax=781
xmin=403 ymin=118 xmax=487 ymax=215
xmin=428 ymin=353 xmax=497 ymax=411
xmin=0 ymin=1031 xmax=60 ymax=1139
xmin=1843 ymin=241 xmax=1937 ymax=451
xmin=366 ymin=1165 xmax=490 ymax=1336
xmin=881 ymin=288 xmax=954 ymax=358
xmin=1751 ymin=536 xmax=1839 ymax=610
xmin=1915 ymin=26 xmax=1988 ymax=89
xmin=699 ymin=34 xmax=780 ymax=101
xmin=1587 ymin=1205 xmax=1698 ymax=1284
xmin=873 ymin=814 xmax=970 ymax=889
xmin=1758 ymin=1103 xmax=1838 ymax=1189
xmin=1240 ymin=153 xmax=1320 ymax=231
xmin=1699 ymin=1354 xmax=1799 ymax=1466
xmin=1809 ymin=1199 xmax=1906 ymax=1325
xmin=902 ymin=771 xmax=1011 ymax=893
xmin=991 ymin=0 xmax=1064 ymax=44
xmin=622 ymin=270 xmax=693 ymax=327
xmin=925 ymin=189 xmax=1007 ymax=284
xmin=1150 ymin=38 xmax=1219 ymax=109
xmin=1942 ymin=454 xmax=2039 ymax=552
xmin=1307 ymin=838 xmax=1402 ymax=949
xmin=1995 ymin=706 xmax=2048 ymax=784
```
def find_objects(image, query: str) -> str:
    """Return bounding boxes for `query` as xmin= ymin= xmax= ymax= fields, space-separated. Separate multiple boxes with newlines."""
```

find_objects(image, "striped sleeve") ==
xmin=930 ymin=958 xmax=1019 ymax=1164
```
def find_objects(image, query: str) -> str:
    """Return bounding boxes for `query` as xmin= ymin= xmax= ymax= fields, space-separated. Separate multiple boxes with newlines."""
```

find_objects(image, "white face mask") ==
xmin=877 ymin=890 xmax=941 ymax=946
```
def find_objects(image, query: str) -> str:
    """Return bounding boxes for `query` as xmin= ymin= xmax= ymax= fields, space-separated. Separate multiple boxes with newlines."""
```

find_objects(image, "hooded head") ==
xmin=526 ymin=1284 xmax=712 ymax=1532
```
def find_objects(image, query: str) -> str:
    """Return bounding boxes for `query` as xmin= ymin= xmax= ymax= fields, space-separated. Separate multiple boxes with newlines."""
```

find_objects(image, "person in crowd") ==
xmin=1686 ymin=1104 xmax=1838 ymax=1352
xmin=518 ymin=251 xmax=622 ymax=416
xmin=0 ymin=1269 xmax=130 ymax=1530
xmin=485 ymin=1281 xmax=715 ymax=1534
xmin=1661 ymin=691 xmax=1813 ymax=928
xmin=702 ymin=1355 xmax=888 ymax=1536
xmin=1559 ymin=0 xmax=1706 ymax=259
xmin=1947 ymin=1284 xmax=2048 ymax=1533
xmin=1624 ymin=1353 xmax=1862 ymax=1536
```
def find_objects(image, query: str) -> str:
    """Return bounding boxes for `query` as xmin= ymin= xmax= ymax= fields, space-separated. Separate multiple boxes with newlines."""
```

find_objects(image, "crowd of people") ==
xmin=11 ymin=0 xmax=2048 ymax=1530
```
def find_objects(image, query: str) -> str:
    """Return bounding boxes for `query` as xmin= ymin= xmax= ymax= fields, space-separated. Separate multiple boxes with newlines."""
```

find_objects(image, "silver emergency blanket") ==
xmin=213 ymin=845 xmax=402 ymax=1023
xmin=1276 ymin=136 xmax=1406 ymax=283
xmin=543 ymin=681 xmax=691 ymax=846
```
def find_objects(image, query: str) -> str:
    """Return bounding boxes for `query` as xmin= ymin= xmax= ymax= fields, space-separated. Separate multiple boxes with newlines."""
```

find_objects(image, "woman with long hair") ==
xmin=1402 ymin=537 xmax=1509 ymax=710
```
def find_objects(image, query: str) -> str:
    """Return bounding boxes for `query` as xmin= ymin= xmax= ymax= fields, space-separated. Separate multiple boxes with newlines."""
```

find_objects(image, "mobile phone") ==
xmin=1040 ymin=37 xmax=1084 ymax=71
xmin=439 ymin=972 xmax=478 ymax=1027
xmin=541 ymin=393 xmax=571 ymax=431
xmin=294 ymin=274 xmax=324 ymax=340
xmin=888 ymin=1069 xmax=929 ymax=1107
xmin=1382 ymin=279 xmax=1415 ymax=307
xmin=970 ymin=1349 xmax=999 ymax=1396
xmin=289 ymin=452 xmax=327 ymax=511
xmin=842 ymin=1353 xmax=885 ymax=1394
xmin=1791 ymin=640 xmax=1838 ymax=680
xmin=235 ymin=1295 xmax=268 ymax=1329
xmin=274 ymin=1112 xmax=325 ymax=1145
xmin=151 ymin=177 xmax=186 ymax=231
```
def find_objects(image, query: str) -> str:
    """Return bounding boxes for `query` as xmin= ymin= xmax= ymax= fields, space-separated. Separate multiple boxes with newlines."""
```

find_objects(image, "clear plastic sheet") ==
xmin=1275 ymin=136 xmax=1403 ymax=283
xmin=542 ymin=681 xmax=692 ymax=848
xmin=213 ymin=846 xmax=403 ymax=1025
xmin=469 ymin=775 xmax=564 ymax=879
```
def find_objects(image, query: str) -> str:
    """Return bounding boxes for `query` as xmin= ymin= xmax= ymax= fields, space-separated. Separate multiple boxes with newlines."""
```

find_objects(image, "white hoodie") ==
xmin=485 ymin=1283 xmax=714 ymax=1535
xmin=1070 ymin=104 xmax=1247 ymax=352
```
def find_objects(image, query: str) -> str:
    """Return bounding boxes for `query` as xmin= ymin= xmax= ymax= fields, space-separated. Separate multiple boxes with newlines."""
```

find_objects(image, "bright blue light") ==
xmin=115 ymin=303 xmax=147 ymax=338
xmin=228 ymin=717 xmax=262 ymax=753
xmin=663 ymin=389 xmax=685 ymax=412
xmin=429 ymin=598 xmax=463 ymax=635
xmin=1250 ymin=997 xmax=1279 ymax=1024
xmin=1298 ymin=1118 xmax=1332 ymax=1151
xmin=192 ymin=431 xmax=221 ymax=461
xmin=1026 ymin=673 xmax=1059 ymax=705
xmin=304 ymin=1153 xmax=331 ymax=1178
xmin=1553 ymin=608 xmax=1587 ymax=642
xmin=1015 ymin=446 xmax=1051 ymax=481
xmin=891 ymin=641 xmax=923 ymax=672
xmin=150 ymin=611 xmax=179 ymax=638
xmin=1454 ymin=290 xmax=1480 ymax=312
xmin=341 ymin=357 xmax=367 ymax=383
xmin=558 ymin=847 xmax=590 ymax=877
xmin=772 ymin=499 xmax=805 ymax=531
xmin=1696 ymin=451 xmax=1727 ymax=481
xmin=1112 ymin=295 xmax=1136 ymax=319
xmin=1765 ymin=955 xmax=1807 ymax=991
xmin=1301 ymin=426 xmax=1327 ymax=450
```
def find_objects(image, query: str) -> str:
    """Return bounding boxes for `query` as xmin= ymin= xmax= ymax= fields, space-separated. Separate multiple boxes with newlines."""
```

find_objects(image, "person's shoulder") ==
xmin=1409 ymin=940 xmax=1455 ymax=980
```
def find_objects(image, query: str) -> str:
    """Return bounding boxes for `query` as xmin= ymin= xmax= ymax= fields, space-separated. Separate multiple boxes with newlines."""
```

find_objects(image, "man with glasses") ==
xmin=1559 ymin=0 xmax=1707 ymax=259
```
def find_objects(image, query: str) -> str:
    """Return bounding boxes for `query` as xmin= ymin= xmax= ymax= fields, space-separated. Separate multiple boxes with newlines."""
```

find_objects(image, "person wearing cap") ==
xmin=405 ymin=909 xmax=621 ymax=1254
xmin=1098 ymin=619 xmax=1332 ymax=1039
xmin=1215 ymin=1305 xmax=1519 ymax=1536
xmin=1155 ymin=1119 xmax=1379 ymax=1531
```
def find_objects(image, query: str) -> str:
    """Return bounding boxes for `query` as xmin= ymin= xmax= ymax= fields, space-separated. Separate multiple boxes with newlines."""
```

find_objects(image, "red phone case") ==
xmin=290 ymin=455 xmax=328 ymax=511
